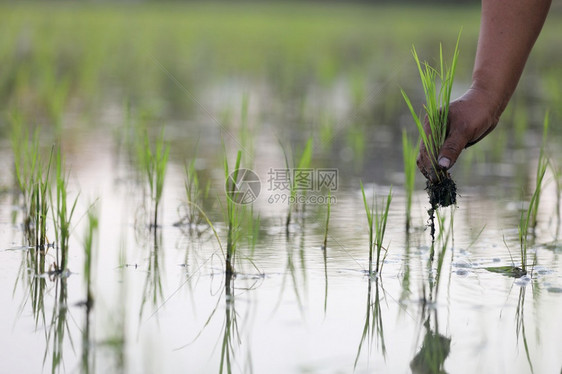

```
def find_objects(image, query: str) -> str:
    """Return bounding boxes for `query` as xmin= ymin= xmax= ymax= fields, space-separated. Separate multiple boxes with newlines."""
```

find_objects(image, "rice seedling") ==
xmin=486 ymin=114 xmax=549 ymax=278
xmin=10 ymin=115 xmax=54 ymax=252
xmin=239 ymin=93 xmax=253 ymax=166
xmin=224 ymin=150 xmax=243 ymax=276
xmin=402 ymin=130 xmax=419 ymax=233
xmin=282 ymin=138 xmax=313 ymax=233
xmin=51 ymin=147 xmax=79 ymax=274
xmin=360 ymin=182 xmax=392 ymax=277
xmin=180 ymin=158 xmax=210 ymax=232
xmin=529 ymin=111 xmax=549 ymax=231
xmin=10 ymin=112 xmax=35 ymax=204
xmin=139 ymin=127 xmax=170 ymax=230
xmin=9 ymin=115 xmax=50 ymax=246
xmin=26 ymin=146 xmax=54 ymax=253
xmin=401 ymin=32 xmax=461 ymax=212
xmin=518 ymin=112 xmax=549 ymax=273
xmin=518 ymin=164 xmax=547 ymax=273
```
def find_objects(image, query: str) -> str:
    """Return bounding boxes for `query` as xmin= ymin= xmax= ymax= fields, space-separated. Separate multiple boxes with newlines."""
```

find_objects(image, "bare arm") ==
xmin=418 ymin=0 xmax=552 ymax=181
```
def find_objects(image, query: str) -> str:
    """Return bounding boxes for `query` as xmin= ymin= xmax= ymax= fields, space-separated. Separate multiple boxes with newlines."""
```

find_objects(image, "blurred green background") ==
xmin=1 ymin=1 xmax=561 ymax=185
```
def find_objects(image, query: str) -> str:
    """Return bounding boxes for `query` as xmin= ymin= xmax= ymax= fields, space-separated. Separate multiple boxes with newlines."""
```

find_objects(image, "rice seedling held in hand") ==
xmin=401 ymin=33 xmax=461 ymax=214
xmin=360 ymin=182 xmax=392 ymax=277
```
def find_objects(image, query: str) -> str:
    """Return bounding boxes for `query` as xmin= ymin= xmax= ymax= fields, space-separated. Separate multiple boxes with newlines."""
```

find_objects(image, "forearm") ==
xmin=471 ymin=0 xmax=551 ymax=115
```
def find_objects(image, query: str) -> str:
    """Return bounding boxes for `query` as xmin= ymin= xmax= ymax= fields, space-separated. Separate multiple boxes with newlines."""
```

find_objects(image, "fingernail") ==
xmin=438 ymin=157 xmax=451 ymax=169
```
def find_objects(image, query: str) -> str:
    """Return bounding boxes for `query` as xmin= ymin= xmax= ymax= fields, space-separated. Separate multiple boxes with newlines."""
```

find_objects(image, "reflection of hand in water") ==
xmin=410 ymin=320 xmax=451 ymax=374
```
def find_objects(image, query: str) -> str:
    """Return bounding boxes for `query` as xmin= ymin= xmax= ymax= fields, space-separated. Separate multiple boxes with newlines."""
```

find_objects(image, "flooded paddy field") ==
xmin=1 ymin=3 xmax=562 ymax=373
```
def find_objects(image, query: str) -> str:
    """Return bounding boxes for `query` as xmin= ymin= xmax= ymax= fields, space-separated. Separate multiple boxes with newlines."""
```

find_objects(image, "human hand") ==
xmin=417 ymin=87 xmax=502 ymax=182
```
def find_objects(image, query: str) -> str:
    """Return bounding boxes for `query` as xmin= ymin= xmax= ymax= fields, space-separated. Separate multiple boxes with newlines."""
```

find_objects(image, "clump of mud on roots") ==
xmin=426 ymin=174 xmax=457 ymax=209
xmin=426 ymin=173 xmax=457 ymax=242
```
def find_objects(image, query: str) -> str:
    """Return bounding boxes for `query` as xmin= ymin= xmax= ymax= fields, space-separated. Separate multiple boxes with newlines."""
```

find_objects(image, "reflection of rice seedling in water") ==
xmin=401 ymin=33 xmax=461 ymax=216
xmin=83 ymin=202 xmax=99 ymax=308
xmin=354 ymin=279 xmax=386 ymax=368
xmin=140 ymin=231 xmax=165 ymax=319
xmin=245 ymin=205 xmax=260 ymax=258
xmin=515 ymin=287 xmax=535 ymax=374
xmin=51 ymin=147 xmax=79 ymax=274
xmin=432 ymin=209 xmax=453 ymax=298
xmin=360 ymin=182 xmax=392 ymax=277
xmin=219 ymin=275 xmax=239 ymax=374
xmin=402 ymin=130 xmax=419 ymax=233
xmin=81 ymin=203 xmax=98 ymax=374
xmin=322 ymin=190 xmax=332 ymax=250
xmin=44 ymin=277 xmax=70 ymax=373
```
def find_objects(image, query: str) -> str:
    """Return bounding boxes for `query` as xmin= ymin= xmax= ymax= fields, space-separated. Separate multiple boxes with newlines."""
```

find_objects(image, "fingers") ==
xmin=415 ymin=88 xmax=501 ymax=180
xmin=416 ymin=145 xmax=433 ymax=181
xmin=436 ymin=128 xmax=469 ymax=171
xmin=416 ymin=113 xmax=467 ymax=181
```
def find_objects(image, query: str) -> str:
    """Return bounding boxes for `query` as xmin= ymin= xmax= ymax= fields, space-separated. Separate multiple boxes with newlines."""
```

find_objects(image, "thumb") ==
xmin=437 ymin=130 xmax=468 ymax=170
